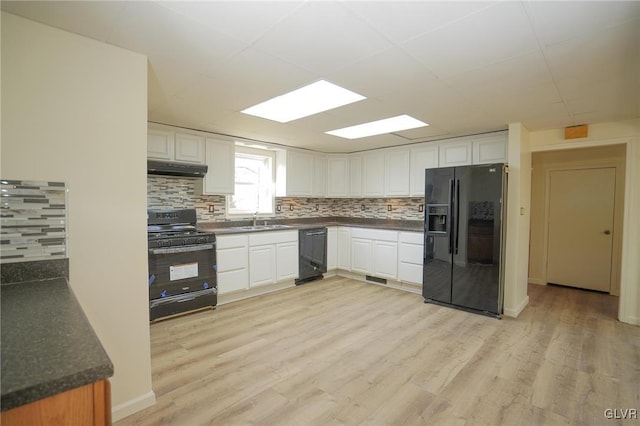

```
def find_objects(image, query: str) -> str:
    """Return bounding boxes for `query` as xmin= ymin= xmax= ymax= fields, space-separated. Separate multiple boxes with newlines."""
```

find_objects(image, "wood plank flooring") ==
xmin=116 ymin=278 xmax=639 ymax=426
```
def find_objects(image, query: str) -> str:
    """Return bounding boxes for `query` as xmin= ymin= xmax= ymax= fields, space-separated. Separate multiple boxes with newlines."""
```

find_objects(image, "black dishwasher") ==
xmin=296 ymin=227 xmax=327 ymax=285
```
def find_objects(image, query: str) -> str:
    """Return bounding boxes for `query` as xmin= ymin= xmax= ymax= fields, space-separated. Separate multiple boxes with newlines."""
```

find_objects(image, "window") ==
xmin=227 ymin=147 xmax=275 ymax=216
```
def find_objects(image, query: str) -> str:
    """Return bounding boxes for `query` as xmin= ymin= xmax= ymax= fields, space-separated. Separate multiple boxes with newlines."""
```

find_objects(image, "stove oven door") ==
xmin=148 ymin=243 xmax=217 ymax=299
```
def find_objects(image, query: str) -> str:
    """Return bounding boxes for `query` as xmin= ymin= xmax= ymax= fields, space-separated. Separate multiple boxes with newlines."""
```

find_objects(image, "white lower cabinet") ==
xmin=350 ymin=228 xmax=399 ymax=280
xmin=337 ymin=227 xmax=351 ymax=270
xmin=216 ymin=235 xmax=249 ymax=294
xmin=249 ymin=245 xmax=276 ymax=287
xmin=327 ymin=227 xmax=337 ymax=270
xmin=350 ymin=238 xmax=372 ymax=274
xmin=374 ymin=240 xmax=398 ymax=279
xmin=398 ymin=232 xmax=424 ymax=285
xmin=248 ymin=231 xmax=298 ymax=287
xmin=276 ymin=241 xmax=298 ymax=281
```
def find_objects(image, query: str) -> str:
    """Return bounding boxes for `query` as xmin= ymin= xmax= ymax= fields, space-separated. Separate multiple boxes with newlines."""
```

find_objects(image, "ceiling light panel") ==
xmin=241 ymin=80 xmax=366 ymax=123
xmin=326 ymin=115 xmax=428 ymax=139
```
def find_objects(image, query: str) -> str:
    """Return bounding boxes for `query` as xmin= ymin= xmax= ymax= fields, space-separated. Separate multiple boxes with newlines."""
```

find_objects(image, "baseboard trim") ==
xmin=112 ymin=390 xmax=156 ymax=422
xmin=503 ymin=296 xmax=529 ymax=318
xmin=619 ymin=314 xmax=640 ymax=326
xmin=528 ymin=277 xmax=546 ymax=285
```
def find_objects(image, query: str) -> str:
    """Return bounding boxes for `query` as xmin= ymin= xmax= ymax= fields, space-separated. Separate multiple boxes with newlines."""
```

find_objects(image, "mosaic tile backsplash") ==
xmin=148 ymin=176 xmax=424 ymax=222
xmin=1 ymin=180 xmax=67 ymax=263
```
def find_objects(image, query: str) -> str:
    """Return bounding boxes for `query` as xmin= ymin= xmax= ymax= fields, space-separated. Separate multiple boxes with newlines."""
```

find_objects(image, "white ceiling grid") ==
xmin=2 ymin=1 xmax=639 ymax=153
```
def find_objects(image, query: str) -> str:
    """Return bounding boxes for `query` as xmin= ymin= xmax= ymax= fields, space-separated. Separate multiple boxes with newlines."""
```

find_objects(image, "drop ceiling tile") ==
xmin=251 ymin=2 xmax=392 ymax=74
xmin=445 ymin=50 xmax=554 ymax=96
xmin=173 ymin=52 xmax=315 ymax=116
xmin=346 ymin=1 xmax=496 ymax=44
xmin=327 ymin=47 xmax=439 ymax=99
xmin=543 ymin=18 xmax=640 ymax=82
xmin=393 ymin=125 xmax=451 ymax=141
xmin=0 ymin=0 xmax=125 ymax=42
xmin=401 ymin=1 xmax=539 ymax=79
xmin=108 ymin=2 xmax=247 ymax=67
xmin=524 ymin=1 xmax=640 ymax=47
xmin=157 ymin=1 xmax=303 ymax=44
xmin=520 ymin=102 xmax=571 ymax=130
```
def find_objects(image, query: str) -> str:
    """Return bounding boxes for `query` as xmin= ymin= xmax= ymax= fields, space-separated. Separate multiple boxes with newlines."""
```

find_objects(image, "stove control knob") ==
xmin=197 ymin=237 xmax=208 ymax=244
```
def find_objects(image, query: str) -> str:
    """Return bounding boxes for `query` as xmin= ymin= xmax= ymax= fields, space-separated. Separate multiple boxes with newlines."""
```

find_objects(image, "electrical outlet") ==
xmin=387 ymin=204 xmax=392 ymax=212
xmin=361 ymin=204 xmax=365 ymax=211
xmin=418 ymin=204 xmax=424 ymax=212
xmin=208 ymin=205 xmax=215 ymax=213
xmin=315 ymin=204 xmax=319 ymax=211
xmin=276 ymin=205 xmax=281 ymax=212
xmin=289 ymin=205 xmax=294 ymax=211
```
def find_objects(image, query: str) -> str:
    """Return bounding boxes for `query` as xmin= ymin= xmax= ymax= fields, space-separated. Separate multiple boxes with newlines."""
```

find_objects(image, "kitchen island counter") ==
xmin=0 ymin=278 xmax=113 ymax=411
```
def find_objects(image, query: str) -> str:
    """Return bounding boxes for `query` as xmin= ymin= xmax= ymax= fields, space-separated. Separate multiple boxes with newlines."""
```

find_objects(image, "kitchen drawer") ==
xmin=249 ymin=230 xmax=297 ymax=246
xmin=218 ymin=269 xmax=249 ymax=294
xmin=399 ymin=231 xmax=423 ymax=245
xmin=350 ymin=228 xmax=397 ymax=242
xmin=217 ymin=246 xmax=248 ymax=272
xmin=216 ymin=234 xmax=248 ymax=249
xmin=399 ymin=242 xmax=423 ymax=264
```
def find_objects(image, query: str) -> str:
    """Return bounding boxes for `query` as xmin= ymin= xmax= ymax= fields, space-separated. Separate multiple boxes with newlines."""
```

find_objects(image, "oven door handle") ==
xmin=150 ymin=244 xmax=215 ymax=255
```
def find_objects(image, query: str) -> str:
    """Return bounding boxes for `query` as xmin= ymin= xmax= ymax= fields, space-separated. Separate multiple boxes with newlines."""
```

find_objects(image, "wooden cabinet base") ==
xmin=1 ymin=380 xmax=111 ymax=426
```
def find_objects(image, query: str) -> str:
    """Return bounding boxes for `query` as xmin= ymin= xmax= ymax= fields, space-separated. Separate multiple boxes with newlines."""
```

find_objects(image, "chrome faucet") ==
xmin=253 ymin=211 xmax=258 ymax=227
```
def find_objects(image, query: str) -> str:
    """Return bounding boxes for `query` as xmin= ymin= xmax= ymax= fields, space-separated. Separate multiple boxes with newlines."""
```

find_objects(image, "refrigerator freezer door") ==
xmin=423 ymin=167 xmax=455 ymax=303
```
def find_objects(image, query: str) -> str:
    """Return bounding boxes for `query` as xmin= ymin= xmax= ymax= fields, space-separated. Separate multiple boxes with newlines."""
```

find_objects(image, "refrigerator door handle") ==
xmin=455 ymin=179 xmax=460 ymax=254
xmin=448 ymin=178 xmax=454 ymax=254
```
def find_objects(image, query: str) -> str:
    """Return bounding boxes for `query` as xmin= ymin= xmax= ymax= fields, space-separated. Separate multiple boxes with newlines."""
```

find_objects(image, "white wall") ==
xmin=529 ymin=119 xmax=640 ymax=325
xmin=1 ymin=12 xmax=155 ymax=419
xmin=503 ymin=123 xmax=531 ymax=317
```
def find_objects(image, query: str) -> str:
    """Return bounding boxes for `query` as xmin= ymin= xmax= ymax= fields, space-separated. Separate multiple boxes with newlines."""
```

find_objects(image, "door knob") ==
xmin=603 ymin=230 xmax=611 ymax=235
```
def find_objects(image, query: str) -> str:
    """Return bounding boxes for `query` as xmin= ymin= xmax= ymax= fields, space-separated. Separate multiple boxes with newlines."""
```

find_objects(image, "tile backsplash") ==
xmin=0 ymin=180 xmax=67 ymax=263
xmin=148 ymin=176 xmax=424 ymax=222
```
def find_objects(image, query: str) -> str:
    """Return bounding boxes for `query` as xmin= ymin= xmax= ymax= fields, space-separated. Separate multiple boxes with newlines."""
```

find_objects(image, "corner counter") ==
xmin=1 ymin=277 xmax=113 ymax=424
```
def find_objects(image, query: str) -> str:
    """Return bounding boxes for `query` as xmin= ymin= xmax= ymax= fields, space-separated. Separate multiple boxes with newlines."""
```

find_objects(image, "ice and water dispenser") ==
xmin=426 ymin=204 xmax=449 ymax=235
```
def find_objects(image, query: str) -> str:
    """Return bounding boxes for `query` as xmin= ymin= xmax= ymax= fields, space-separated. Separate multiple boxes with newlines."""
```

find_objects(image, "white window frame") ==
xmin=226 ymin=146 xmax=275 ymax=217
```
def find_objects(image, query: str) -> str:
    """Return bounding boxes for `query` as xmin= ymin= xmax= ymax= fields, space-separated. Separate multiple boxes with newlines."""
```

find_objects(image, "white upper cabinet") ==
xmin=147 ymin=128 xmax=174 ymax=161
xmin=174 ymin=133 xmax=205 ymax=164
xmin=350 ymin=155 xmax=362 ymax=197
xmin=147 ymin=125 xmax=205 ymax=165
xmin=198 ymin=138 xmax=235 ymax=195
xmin=277 ymin=150 xmax=314 ymax=197
xmin=362 ymin=151 xmax=385 ymax=197
xmin=384 ymin=149 xmax=410 ymax=196
xmin=312 ymin=154 xmax=327 ymax=197
xmin=439 ymin=140 xmax=472 ymax=167
xmin=473 ymin=134 xmax=507 ymax=164
xmin=327 ymin=156 xmax=350 ymax=197
xmin=410 ymin=144 xmax=438 ymax=196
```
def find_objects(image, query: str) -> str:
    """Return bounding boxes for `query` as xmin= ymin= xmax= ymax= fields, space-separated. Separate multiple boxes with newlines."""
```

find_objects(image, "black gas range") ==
xmin=147 ymin=209 xmax=217 ymax=321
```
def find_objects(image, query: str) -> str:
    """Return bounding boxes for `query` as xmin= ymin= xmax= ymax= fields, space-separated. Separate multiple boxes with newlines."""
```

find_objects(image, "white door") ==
xmin=546 ymin=167 xmax=616 ymax=292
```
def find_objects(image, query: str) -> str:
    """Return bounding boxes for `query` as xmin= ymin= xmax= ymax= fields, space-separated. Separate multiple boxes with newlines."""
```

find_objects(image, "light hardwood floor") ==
xmin=116 ymin=277 xmax=639 ymax=426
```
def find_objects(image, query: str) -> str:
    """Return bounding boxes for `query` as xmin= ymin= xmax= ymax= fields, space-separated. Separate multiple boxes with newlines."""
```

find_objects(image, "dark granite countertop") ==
xmin=199 ymin=217 xmax=424 ymax=235
xmin=1 ymin=278 xmax=113 ymax=411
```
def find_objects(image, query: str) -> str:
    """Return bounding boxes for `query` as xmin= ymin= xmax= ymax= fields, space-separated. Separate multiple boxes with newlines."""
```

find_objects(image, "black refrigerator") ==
xmin=422 ymin=164 xmax=507 ymax=317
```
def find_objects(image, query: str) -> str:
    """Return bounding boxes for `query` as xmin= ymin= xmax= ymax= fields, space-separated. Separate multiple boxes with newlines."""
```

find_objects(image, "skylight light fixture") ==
xmin=241 ymin=80 xmax=366 ymax=123
xmin=325 ymin=114 xmax=428 ymax=139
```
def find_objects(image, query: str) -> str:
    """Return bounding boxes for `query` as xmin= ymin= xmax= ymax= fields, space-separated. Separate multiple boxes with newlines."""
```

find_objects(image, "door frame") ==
xmin=541 ymin=164 xmax=623 ymax=294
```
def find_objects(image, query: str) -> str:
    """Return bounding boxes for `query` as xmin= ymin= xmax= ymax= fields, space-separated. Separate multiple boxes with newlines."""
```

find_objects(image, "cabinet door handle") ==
xmin=603 ymin=230 xmax=611 ymax=235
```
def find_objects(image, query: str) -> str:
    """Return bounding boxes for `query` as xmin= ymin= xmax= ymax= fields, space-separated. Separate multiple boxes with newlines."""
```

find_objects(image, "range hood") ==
xmin=147 ymin=160 xmax=208 ymax=178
